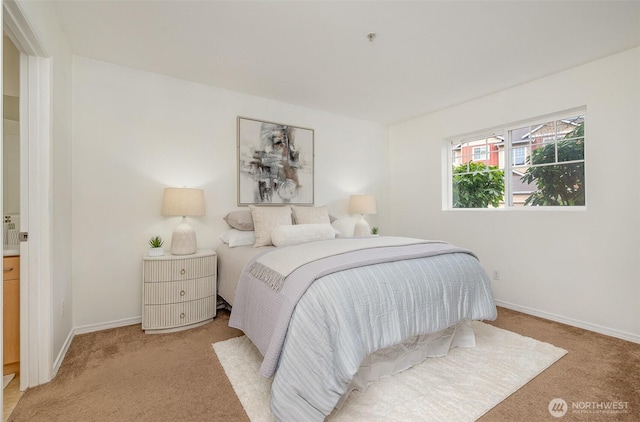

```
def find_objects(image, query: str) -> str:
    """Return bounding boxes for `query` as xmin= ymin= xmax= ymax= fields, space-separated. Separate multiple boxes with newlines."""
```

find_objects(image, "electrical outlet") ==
xmin=61 ymin=299 xmax=65 ymax=316
xmin=492 ymin=270 xmax=500 ymax=281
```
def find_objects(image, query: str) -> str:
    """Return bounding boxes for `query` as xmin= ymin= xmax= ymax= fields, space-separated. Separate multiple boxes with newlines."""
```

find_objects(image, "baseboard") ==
xmin=73 ymin=316 xmax=142 ymax=335
xmin=495 ymin=300 xmax=640 ymax=345
xmin=52 ymin=329 xmax=75 ymax=378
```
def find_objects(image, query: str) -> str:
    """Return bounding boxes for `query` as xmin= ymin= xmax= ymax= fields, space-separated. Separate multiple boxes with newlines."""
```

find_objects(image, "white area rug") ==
xmin=3 ymin=373 xmax=15 ymax=389
xmin=213 ymin=322 xmax=567 ymax=421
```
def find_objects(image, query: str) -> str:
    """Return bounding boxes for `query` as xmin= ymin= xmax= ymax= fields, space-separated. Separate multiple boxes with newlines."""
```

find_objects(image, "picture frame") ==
xmin=237 ymin=117 xmax=314 ymax=205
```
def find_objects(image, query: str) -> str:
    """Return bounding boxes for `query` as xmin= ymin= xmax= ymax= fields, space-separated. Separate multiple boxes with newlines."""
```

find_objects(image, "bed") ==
xmin=219 ymin=239 xmax=495 ymax=420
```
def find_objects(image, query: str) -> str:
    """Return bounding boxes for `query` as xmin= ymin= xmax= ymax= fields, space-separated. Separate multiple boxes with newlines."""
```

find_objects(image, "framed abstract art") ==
xmin=237 ymin=117 xmax=314 ymax=205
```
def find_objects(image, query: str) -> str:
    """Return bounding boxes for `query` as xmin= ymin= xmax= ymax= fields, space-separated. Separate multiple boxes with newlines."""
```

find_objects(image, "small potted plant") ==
xmin=370 ymin=227 xmax=379 ymax=236
xmin=148 ymin=235 xmax=165 ymax=257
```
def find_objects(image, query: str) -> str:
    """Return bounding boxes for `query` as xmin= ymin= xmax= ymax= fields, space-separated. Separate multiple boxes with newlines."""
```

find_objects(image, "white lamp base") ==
xmin=171 ymin=218 xmax=197 ymax=255
xmin=353 ymin=215 xmax=371 ymax=237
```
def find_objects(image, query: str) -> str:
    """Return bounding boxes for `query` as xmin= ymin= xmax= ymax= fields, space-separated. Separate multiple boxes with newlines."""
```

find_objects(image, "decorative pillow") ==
xmin=219 ymin=229 xmax=256 ymax=248
xmin=291 ymin=205 xmax=331 ymax=225
xmin=249 ymin=205 xmax=293 ymax=247
xmin=271 ymin=223 xmax=336 ymax=247
xmin=223 ymin=210 xmax=254 ymax=231
xmin=331 ymin=217 xmax=354 ymax=238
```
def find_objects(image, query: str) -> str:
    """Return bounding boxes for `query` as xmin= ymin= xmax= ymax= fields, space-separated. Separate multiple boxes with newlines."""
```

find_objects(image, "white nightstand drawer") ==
xmin=143 ymin=296 xmax=215 ymax=330
xmin=142 ymin=250 xmax=216 ymax=333
xmin=144 ymin=276 xmax=215 ymax=305
xmin=143 ymin=255 xmax=216 ymax=282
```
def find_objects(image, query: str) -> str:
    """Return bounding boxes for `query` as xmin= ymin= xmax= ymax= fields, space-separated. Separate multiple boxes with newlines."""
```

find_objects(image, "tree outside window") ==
xmin=521 ymin=121 xmax=585 ymax=206
xmin=452 ymin=161 xmax=505 ymax=208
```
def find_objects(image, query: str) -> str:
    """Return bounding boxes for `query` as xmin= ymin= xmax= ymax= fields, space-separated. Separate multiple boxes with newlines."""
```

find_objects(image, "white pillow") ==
xmin=291 ymin=205 xmax=331 ymax=225
xmin=219 ymin=229 xmax=256 ymax=248
xmin=271 ymin=223 xmax=336 ymax=247
xmin=249 ymin=205 xmax=292 ymax=247
xmin=331 ymin=217 xmax=354 ymax=238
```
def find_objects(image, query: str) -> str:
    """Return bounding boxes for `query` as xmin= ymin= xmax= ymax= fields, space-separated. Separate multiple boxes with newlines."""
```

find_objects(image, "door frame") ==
xmin=3 ymin=0 xmax=53 ymax=391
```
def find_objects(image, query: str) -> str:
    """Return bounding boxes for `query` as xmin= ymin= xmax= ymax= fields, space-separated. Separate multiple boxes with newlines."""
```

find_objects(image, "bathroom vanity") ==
xmin=3 ymin=253 xmax=19 ymax=375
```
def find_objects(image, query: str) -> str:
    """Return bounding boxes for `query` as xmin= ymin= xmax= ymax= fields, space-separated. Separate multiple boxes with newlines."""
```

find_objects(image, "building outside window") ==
xmin=472 ymin=145 xmax=488 ymax=161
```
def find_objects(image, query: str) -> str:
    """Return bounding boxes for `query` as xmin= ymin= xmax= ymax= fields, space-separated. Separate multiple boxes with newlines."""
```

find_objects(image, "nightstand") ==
xmin=142 ymin=249 xmax=216 ymax=333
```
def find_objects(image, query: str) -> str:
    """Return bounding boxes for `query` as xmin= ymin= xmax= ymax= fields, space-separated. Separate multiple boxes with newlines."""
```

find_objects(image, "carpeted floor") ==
xmin=7 ymin=307 xmax=640 ymax=421
xmin=8 ymin=312 xmax=249 ymax=422
xmin=482 ymin=308 xmax=640 ymax=421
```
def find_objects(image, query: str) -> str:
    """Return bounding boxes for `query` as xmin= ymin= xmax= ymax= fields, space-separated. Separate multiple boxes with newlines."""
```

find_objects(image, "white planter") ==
xmin=148 ymin=247 xmax=164 ymax=257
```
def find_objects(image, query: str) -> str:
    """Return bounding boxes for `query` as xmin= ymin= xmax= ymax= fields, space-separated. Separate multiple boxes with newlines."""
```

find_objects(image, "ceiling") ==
xmin=52 ymin=1 xmax=640 ymax=124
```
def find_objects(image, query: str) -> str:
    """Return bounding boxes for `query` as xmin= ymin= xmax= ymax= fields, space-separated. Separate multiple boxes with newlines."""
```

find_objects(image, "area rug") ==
xmin=3 ymin=373 xmax=15 ymax=389
xmin=213 ymin=322 xmax=567 ymax=421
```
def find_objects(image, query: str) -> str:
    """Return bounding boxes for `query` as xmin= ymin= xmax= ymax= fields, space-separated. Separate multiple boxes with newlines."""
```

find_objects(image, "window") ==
xmin=451 ymin=135 xmax=504 ymax=208
xmin=512 ymin=147 xmax=525 ymax=166
xmin=447 ymin=111 xmax=585 ymax=209
xmin=472 ymin=146 xmax=488 ymax=161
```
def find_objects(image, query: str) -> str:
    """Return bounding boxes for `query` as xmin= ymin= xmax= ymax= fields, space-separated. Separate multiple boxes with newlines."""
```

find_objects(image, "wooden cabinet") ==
xmin=3 ymin=256 xmax=20 ymax=375
xmin=142 ymin=250 xmax=216 ymax=333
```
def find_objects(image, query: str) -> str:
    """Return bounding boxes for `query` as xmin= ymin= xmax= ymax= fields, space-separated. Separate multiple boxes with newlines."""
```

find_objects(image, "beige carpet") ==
xmin=214 ymin=322 xmax=567 ymax=421
xmin=8 ymin=312 xmax=249 ymax=422
xmin=7 ymin=308 xmax=640 ymax=421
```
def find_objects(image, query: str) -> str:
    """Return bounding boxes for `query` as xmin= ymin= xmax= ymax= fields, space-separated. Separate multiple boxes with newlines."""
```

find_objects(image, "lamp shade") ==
xmin=349 ymin=194 xmax=377 ymax=215
xmin=162 ymin=188 xmax=205 ymax=217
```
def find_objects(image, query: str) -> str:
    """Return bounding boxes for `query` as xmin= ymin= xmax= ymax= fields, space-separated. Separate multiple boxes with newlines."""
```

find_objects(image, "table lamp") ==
xmin=349 ymin=194 xmax=377 ymax=237
xmin=162 ymin=187 xmax=205 ymax=255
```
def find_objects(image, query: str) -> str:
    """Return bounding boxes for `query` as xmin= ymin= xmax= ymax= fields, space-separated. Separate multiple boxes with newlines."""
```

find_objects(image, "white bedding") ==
xmin=215 ymin=243 xmax=272 ymax=306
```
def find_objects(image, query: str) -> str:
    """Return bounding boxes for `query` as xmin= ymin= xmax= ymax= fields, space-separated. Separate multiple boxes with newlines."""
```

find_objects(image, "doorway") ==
xmin=3 ymin=0 xmax=54 ymax=399
xmin=2 ymin=32 xmax=21 ymax=416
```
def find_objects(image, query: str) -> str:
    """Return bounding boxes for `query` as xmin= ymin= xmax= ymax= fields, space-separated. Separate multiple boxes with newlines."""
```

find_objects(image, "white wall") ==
xmin=3 ymin=120 xmax=19 ymax=216
xmin=71 ymin=57 xmax=387 ymax=329
xmin=2 ymin=34 xmax=19 ymax=97
xmin=3 ymin=35 xmax=20 ymax=216
xmin=389 ymin=48 xmax=640 ymax=342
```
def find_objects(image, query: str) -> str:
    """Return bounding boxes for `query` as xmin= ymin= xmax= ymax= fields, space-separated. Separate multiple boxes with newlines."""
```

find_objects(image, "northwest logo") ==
xmin=549 ymin=398 xmax=568 ymax=417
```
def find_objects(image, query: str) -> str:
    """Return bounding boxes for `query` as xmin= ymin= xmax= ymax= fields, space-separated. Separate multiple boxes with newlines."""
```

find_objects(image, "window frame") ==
xmin=444 ymin=108 xmax=587 ymax=211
